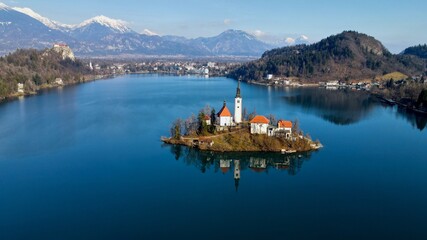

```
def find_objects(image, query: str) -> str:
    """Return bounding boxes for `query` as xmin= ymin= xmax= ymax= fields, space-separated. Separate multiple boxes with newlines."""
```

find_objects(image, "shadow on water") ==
xmin=164 ymin=144 xmax=314 ymax=191
xmin=283 ymin=88 xmax=377 ymax=125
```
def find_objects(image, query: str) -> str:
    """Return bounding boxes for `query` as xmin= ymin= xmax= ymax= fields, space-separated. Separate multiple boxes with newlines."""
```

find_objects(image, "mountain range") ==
xmin=0 ymin=2 xmax=309 ymax=58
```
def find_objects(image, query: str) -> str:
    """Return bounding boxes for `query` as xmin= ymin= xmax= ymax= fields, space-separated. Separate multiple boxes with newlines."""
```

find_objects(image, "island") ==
xmin=162 ymin=82 xmax=322 ymax=153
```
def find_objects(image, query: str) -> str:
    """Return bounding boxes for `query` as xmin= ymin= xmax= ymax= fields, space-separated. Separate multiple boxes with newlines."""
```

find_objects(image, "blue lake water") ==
xmin=0 ymin=75 xmax=427 ymax=240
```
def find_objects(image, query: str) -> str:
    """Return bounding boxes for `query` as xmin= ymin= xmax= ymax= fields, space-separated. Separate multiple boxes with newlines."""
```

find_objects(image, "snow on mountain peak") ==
xmin=12 ymin=7 xmax=71 ymax=30
xmin=142 ymin=29 xmax=159 ymax=36
xmin=78 ymin=15 xmax=131 ymax=33
xmin=299 ymin=35 xmax=309 ymax=40
xmin=0 ymin=2 xmax=11 ymax=10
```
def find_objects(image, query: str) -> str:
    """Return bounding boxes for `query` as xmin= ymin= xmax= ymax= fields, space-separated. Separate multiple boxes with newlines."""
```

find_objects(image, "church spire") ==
xmin=236 ymin=81 xmax=241 ymax=98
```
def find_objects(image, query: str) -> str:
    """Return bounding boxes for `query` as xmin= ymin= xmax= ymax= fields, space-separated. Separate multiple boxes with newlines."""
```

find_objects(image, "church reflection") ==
xmin=166 ymin=145 xmax=314 ymax=191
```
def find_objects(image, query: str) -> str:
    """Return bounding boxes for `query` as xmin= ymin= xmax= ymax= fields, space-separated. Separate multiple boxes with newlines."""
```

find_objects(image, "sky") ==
xmin=3 ymin=0 xmax=427 ymax=53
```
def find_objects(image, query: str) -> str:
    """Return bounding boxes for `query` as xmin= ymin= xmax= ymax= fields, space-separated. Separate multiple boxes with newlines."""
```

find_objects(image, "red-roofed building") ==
xmin=278 ymin=120 xmax=292 ymax=129
xmin=276 ymin=120 xmax=293 ymax=139
xmin=217 ymin=101 xmax=233 ymax=126
xmin=250 ymin=115 xmax=270 ymax=134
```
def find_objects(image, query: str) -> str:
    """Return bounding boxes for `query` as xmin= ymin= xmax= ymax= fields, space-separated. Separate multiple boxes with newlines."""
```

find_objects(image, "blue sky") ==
xmin=3 ymin=0 xmax=427 ymax=52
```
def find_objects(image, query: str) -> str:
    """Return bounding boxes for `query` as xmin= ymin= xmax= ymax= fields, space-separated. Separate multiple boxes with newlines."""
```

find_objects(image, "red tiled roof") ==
xmin=218 ymin=105 xmax=232 ymax=117
xmin=250 ymin=115 xmax=270 ymax=124
xmin=278 ymin=120 xmax=292 ymax=128
xmin=204 ymin=115 xmax=211 ymax=120
xmin=220 ymin=167 xmax=230 ymax=174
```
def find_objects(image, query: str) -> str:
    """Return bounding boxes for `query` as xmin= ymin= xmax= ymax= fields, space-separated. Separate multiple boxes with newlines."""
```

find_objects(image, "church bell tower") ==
xmin=234 ymin=81 xmax=242 ymax=124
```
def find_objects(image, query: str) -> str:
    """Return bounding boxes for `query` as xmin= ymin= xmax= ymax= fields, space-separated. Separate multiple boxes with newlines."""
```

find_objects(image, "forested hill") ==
xmin=229 ymin=31 xmax=427 ymax=83
xmin=0 ymin=48 xmax=90 ymax=99
xmin=402 ymin=44 xmax=427 ymax=59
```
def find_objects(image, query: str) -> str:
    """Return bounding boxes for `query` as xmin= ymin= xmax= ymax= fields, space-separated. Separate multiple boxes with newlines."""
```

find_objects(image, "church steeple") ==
xmin=236 ymin=81 xmax=241 ymax=98
xmin=234 ymin=81 xmax=242 ymax=124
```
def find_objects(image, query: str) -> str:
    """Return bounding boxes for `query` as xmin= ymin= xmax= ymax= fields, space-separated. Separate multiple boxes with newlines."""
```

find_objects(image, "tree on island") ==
xmin=210 ymin=108 xmax=216 ymax=125
xmin=197 ymin=111 xmax=209 ymax=136
xmin=171 ymin=118 xmax=183 ymax=139
xmin=268 ymin=114 xmax=278 ymax=126
xmin=292 ymin=119 xmax=301 ymax=136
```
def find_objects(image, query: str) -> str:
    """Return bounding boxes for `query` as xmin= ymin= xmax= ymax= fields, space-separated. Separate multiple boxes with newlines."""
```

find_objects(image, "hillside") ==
xmin=0 ymin=48 xmax=90 ymax=99
xmin=229 ymin=31 xmax=427 ymax=83
xmin=402 ymin=44 xmax=427 ymax=59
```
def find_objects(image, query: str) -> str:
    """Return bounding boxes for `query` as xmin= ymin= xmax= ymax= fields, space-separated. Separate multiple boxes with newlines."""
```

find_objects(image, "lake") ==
xmin=1 ymin=75 xmax=426 ymax=240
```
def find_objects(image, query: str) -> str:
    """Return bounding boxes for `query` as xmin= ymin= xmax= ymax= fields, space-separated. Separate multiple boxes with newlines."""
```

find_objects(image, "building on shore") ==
xmin=17 ymin=83 xmax=24 ymax=93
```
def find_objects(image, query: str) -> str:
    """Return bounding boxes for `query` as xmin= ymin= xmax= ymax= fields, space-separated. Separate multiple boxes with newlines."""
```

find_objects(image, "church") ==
xmin=216 ymin=81 xmax=242 ymax=127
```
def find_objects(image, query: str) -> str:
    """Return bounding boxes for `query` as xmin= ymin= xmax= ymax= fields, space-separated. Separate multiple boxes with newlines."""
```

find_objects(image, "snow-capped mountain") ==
xmin=142 ymin=29 xmax=159 ymax=36
xmin=75 ymin=15 xmax=131 ymax=34
xmin=0 ymin=3 xmax=74 ymax=55
xmin=70 ymin=16 xmax=134 ymax=43
xmin=284 ymin=35 xmax=310 ymax=46
xmin=0 ymin=3 xmax=277 ymax=57
xmin=12 ymin=7 xmax=72 ymax=30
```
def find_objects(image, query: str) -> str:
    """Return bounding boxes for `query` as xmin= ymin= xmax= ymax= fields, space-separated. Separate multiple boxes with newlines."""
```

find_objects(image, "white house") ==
xmin=277 ymin=120 xmax=293 ymax=139
xmin=234 ymin=81 xmax=242 ymax=124
xmin=55 ymin=78 xmax=64 ymax=85
xmin=217 ymin=101 xmax=233 ymax=126
xmin=250 ymin=115 xmax=270 ymax=134
xmin=326 ymin=81 xmax=339 ymax=86
xmin=17 ymin=83 xmax=24 ymax=93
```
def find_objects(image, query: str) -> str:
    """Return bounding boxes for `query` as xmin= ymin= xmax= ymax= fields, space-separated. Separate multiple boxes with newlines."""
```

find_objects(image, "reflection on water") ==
xmin=283 ymin=88 xmax=377 ymax=125
xmin=394 ymin=106 xmax=427 ymax=130
xmin=167 ymin=145 xmax=313 ymax=191
xmin=283 ymin=87 xmax=427 ymax=130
